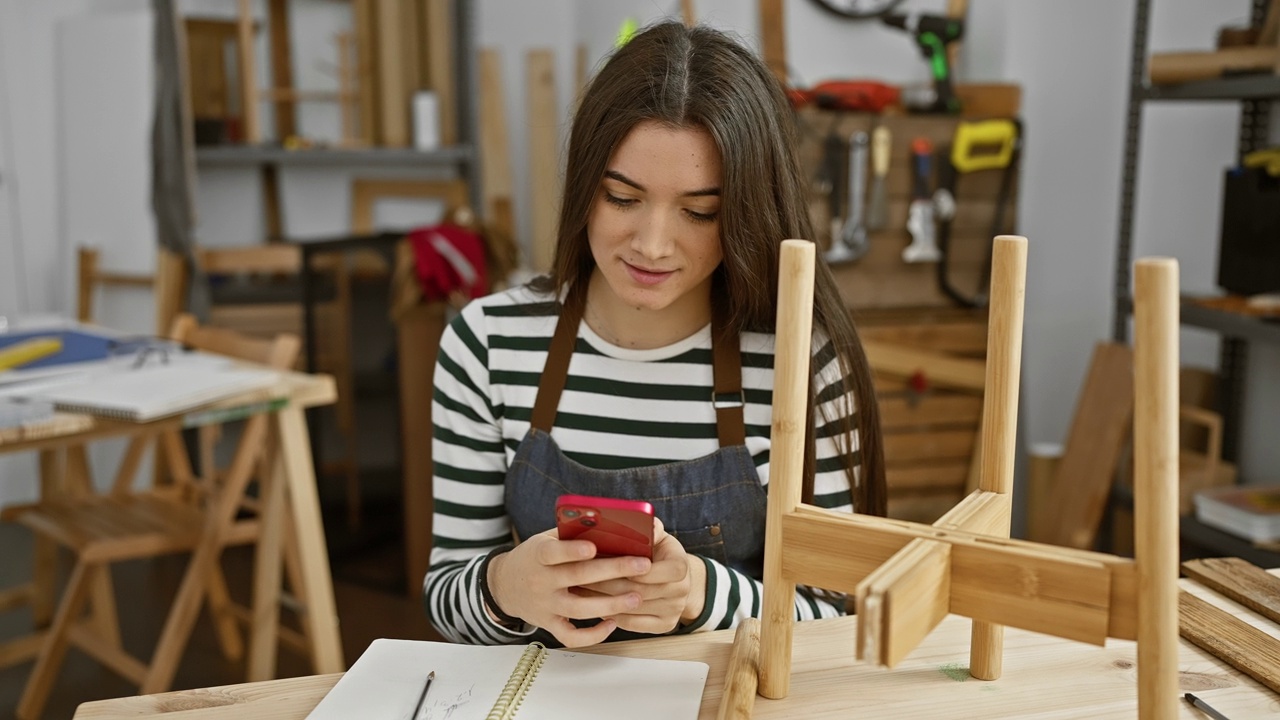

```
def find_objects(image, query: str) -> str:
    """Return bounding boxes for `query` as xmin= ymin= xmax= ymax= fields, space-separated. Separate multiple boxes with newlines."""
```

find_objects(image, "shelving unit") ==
xmin=193 ymin=0 xmax=481 ymax=216
xmin=1112 ymin=0 xmax=1278 ymax=466
xmin=187 ymin=1 xmax=480 ymax=591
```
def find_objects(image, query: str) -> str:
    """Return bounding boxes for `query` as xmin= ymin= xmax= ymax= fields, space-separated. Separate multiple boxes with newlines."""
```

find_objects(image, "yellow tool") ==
xmin=0 ymin=336 xmax=63 ymax=372
xmin=1243 ymin=147 xmax=1280 ymax=176
xmin=950 ymin=118 xmax=1018 ymax=173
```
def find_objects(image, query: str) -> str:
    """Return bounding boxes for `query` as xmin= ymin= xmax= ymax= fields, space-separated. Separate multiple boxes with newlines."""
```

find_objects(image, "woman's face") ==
xmin=586 ymin=120 xmax=724 ymax=319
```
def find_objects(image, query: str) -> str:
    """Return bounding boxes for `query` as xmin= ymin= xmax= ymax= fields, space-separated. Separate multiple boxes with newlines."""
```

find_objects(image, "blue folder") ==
xmin=0 ymin=329 xmax=118 ymax=371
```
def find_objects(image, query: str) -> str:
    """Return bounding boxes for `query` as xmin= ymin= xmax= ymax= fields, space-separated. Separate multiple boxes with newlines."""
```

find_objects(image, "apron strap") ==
xmin=530 ymin=297 xmax=747 ymax=448
xmin=712 ymin=326 xmax=746 ymax=447
xmin=530 ymin=301 xmax=582 ymax=433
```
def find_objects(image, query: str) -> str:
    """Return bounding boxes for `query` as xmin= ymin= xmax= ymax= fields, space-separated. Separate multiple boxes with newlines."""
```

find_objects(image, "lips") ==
xmin=624 ymin=262 xmax=675 ymax=286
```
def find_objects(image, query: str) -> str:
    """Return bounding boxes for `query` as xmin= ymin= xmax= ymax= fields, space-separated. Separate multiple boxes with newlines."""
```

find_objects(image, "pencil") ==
xmin=412 ymin=670 xmax=435 ymax=720
xmin=1184 ymin=692 xmax=1232 ymax=720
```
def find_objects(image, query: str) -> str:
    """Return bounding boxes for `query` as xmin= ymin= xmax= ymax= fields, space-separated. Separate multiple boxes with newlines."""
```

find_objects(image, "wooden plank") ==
xmin=863 ymin=340 xmax=985 ymax=392
xmin=955 ymin=83 xmax=1021 ymax=119
xmin=272 ymin=407 xmax=343 ymax=674
xmin=479 ymin=48 xmax=514 ymax=231
xmin=1040 ymin=343 xmax=1135 ymax=550
xmin=758 ymin=0 xmax=786 ymax=87
xmin=198 ymin=245 xmax=300 ymax=275
xmin=398 ymin=301 xmax=448 ymax=596
xmin=424 ymin=0 xmax=456 ymax=146
xmin=780 ymin=508 xmax=1117 ymax=645
xmin=883 ymin=429 xmax=975 ymax=465
xmin=885 ymin=462 xmax=969 ymax=491
xmin=1133 ymin=257 xmax=1180 ymax=719
xmin=758 ymin=241 xmax=815 ymax=700
xmin=886 ymin=490 xmax=963 ymax=524
xmin=353 ymin=0 xmax=379 ymax=144
xmin=859 ymin=322 xmax=987 ymax=356
xmin=932 ymin=489 xmax=1010 ymax=536
xmin=878 ymin=393 xmax=981 ymax=430
xmin=1179 ymin=590 xmax=1280 ymax=695
xmin=682 ymin=0 xmax=696 ymax=26
xmin=856 ymin=539 xmax=950 ymax=668
xmin=399 ymin=0 xmax=421 ymax=106
xmin=1182 ymin=557 xmax=1280 ymax=626
xmin=374 ymin=0 xmax=408 ymax=146
xmin=1148 ymin=47 xmax=1279 ymax=85
xmin=968 ymin=235 xmax=1026 ymax=680
xmin=247 ymin=428 xmax=286 ymax=681
xmin=715 ymin=618 xmax=759 ymax=720
xmin=184 ymin=19 xmax=238 ymax=120
xmin=0 ymin=630 xmax=44 ymax=669
xmin=527 ymin=49 xmax=559 ymax=274
xmin=267 ymin=0 xmax=295 ymax=139
xmin=236 ymin=0 xmax=261 ymax=143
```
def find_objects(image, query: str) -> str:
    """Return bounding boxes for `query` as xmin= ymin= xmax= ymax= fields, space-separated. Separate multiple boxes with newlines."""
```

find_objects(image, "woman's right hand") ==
xmin=486 ymin=528 xmax=652 ymax=647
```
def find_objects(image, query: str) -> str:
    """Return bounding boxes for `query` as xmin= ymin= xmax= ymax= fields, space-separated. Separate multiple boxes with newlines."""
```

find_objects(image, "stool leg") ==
xmin=32 ymin=450 xmax=64 ymax=629
xmin=207 ymin=564 xmax=245 ymax=661
xmin=17 ymin=562 xmax=93 ymax=720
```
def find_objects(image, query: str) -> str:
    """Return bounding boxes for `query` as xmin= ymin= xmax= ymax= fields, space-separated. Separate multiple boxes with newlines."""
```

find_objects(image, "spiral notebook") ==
xmin=305 ymin=639 xmax=709 ymax=720
xmin=21 ymin=363 xmax=279 ymax=422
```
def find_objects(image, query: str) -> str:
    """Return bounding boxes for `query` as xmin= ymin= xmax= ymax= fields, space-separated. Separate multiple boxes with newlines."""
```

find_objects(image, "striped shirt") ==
xmin=425 ymin=285 xmax=861 ymax=644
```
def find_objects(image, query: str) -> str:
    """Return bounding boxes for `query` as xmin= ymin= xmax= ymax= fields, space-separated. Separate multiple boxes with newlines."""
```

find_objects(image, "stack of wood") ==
xmin=1148 ymin=0 xmax=1280 ymax=86
xmin=184 ymin=0 xmax=457 ymax=147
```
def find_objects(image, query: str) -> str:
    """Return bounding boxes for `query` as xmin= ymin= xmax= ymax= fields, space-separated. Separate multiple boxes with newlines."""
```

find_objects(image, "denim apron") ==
xmin=504 ymin=302 xmax=768 ymax=643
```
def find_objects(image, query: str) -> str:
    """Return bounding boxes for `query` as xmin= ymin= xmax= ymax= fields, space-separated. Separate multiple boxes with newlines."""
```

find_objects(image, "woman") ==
xmin=425 ymin=21 xmax=885 ymax=648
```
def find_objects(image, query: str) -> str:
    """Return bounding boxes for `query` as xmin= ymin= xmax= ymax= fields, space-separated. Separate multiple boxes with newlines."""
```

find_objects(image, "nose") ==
xmin=629 ymin=206 xmax=676 ymax=261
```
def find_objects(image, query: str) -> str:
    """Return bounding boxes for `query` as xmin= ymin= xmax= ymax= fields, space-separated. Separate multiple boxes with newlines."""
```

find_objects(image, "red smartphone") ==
xmin=555 ymin=494 xmax=655 ymax=559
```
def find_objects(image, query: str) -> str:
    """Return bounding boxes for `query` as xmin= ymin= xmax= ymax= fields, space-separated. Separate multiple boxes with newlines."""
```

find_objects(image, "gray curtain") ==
xmin=151 ymin=0 xmax=209 ymax=318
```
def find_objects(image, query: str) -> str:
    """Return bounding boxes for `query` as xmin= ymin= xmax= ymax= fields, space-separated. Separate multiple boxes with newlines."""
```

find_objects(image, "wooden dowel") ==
xmin=969 ymin=235 xmax=1026 ymax=680
xmin=1134 ymin=257 xmax=1179 ymax=720
xmin=715 ymin=618 xmax=760 ymax=720
xmin=758 ymin=240 xmax=815 ymax=700
xmin=236 ymin=0 xmax=260 ymax=143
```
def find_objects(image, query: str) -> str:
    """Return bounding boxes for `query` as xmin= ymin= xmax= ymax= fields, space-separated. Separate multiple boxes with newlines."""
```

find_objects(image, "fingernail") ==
xmin=631 ymin=558 xmax=650 ymax=573
xmin=627 ymin=593 xmax=641 ymax=609
xmin=579 ymin=544 xmax=593 ymax=558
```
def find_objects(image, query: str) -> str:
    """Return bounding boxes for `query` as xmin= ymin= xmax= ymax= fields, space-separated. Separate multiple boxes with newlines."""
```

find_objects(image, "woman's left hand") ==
xmin=576 ymin=517 xmax=707 ymax=633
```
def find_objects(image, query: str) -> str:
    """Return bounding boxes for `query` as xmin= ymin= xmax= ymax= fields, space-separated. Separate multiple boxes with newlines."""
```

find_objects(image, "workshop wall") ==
xmin=0 ymin=0 xmax=1277 ymax=510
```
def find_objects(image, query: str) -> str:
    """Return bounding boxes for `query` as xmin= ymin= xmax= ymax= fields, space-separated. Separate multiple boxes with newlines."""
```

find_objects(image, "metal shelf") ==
xmin=196 ymin=144 xmax=474 ymax=168
xmin=1141 ymin=75 xmax=1280 ymax=101
xmin=1181 ymin=298 xmax=1280 ymax=345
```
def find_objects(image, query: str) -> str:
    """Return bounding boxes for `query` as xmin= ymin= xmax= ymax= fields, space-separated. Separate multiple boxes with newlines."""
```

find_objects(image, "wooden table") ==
xmin=72 ymin=575 xmax=1280 ymax=719
xmin=0 ymin=369 xmax=346 ymax=683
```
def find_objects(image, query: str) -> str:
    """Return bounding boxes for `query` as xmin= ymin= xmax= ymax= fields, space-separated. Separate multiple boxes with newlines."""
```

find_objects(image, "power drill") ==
xmin=882 ymin=13 xmax=964 ymax=114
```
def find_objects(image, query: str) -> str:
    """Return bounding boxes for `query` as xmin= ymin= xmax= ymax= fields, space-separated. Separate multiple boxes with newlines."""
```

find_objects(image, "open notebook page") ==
xmin=305 ymin=639 xmax=708 ymax=720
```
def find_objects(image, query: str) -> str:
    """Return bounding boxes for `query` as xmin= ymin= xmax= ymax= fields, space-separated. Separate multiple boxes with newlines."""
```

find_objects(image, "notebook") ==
xmin=21 ymin=363 xmax=279 ymax=422
xmin=1194 ymin=485 xmax=1280 ymax=543
xmin=305 ymin=639 xmax=709 ymax=720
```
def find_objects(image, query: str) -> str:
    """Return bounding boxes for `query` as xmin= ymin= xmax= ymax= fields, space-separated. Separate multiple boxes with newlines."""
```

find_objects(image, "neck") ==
xmin=583 ymin=270 xmax=712 ymax=350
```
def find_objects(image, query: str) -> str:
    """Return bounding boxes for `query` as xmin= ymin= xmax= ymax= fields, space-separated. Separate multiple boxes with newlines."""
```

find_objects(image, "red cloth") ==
xmin=406 ymin=223 xmax=488 ymax=302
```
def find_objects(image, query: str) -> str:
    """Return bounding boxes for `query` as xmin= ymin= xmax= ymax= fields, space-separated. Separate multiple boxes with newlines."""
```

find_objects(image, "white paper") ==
xmin=306 ymin=639 xmax=709 ymax=720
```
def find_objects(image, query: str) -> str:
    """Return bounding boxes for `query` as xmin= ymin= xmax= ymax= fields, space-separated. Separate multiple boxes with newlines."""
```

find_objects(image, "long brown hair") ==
xmin=532 ymin=21 xmax=885 ymax=515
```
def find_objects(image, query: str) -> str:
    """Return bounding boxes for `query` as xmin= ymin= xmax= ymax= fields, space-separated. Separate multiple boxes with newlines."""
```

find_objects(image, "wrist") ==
xmin=680 ymin=555 xmax=707 ymax=623
xmin=479 ymin=545 xmax=522 ymax=628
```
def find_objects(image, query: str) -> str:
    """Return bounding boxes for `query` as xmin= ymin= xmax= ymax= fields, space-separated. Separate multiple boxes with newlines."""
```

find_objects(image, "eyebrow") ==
xmin=604 ymin=170 xmax=720 ymax=197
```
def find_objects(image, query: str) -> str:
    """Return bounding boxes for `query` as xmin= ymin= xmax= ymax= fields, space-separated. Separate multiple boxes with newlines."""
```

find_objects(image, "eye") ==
xmin=684 ymin=209 xmax=718 ymax=224
xmin=604 ymin=193 xmax=637 ymax=209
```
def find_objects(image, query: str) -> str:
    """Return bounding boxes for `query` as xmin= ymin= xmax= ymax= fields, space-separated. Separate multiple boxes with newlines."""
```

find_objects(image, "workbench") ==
xmin=71 ymin=573 xmax=1280 ymax=719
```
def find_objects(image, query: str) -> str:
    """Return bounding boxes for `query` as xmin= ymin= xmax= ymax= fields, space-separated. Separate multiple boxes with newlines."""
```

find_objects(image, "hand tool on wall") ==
xmin=902 ymin=137 xmax=940 ymax=263
xmin=866 ymin=125 xmax=891 ymax=231
xmin=934 ymin=118 xmax=1022 ymax=306
xmin=881 ymin=13 xmax=964 ymax=114
xmin=818 ymin=131 xmax=847 ymax=233
xmin=827 ymin=131 xmax=870 ymax=264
